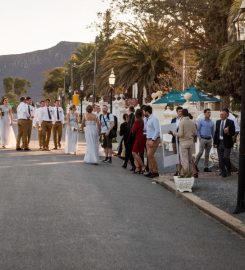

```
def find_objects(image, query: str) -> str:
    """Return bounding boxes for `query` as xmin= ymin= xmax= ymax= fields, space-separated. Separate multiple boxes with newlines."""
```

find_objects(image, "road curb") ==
xmin=156 ymin=176 xmax=245 ymax=238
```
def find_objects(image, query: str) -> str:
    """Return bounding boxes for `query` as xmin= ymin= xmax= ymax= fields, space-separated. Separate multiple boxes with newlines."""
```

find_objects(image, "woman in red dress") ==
xmin=131 ymin=109 xmax=146 ymax=173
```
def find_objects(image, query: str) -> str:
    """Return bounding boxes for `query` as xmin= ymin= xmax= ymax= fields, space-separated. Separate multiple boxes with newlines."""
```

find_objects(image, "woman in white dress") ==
xmin=65 ymin=105 xmax=79 ymax=155
xmin=0 ymin=97 xmax=16 ymax=148
xmin=81 ymin=105 xmax=101 ymax=164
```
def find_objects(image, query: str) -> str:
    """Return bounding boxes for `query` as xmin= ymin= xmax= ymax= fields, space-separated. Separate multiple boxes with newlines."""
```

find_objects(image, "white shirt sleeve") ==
xmin=228 ymin=114 xmax=240 ymax=132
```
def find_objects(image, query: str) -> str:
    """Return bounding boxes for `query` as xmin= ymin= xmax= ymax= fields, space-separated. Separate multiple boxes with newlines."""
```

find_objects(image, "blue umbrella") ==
xmin=183 ymin=86 xmax=220 ymax=102
xmin=153 ymin=90 xmax=185 ymax=104
xmin=153 ymin=87 xmax=220 ymax=104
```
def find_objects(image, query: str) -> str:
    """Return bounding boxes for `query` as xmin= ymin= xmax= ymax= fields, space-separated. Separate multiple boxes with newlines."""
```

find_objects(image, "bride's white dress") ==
xmin=0 ymin=105 xmax=16 ymax=148
xmin=84 ymin=120 xmax=99 ymax=164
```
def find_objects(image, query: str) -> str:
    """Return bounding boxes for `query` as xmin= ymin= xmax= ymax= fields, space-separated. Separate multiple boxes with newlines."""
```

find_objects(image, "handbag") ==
xmin=109 ymin=129 xmax=117 ymax=139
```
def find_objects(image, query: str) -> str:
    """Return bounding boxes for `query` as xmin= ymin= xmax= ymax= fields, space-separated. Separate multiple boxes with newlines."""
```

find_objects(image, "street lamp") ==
xmin=61 ymin=90 xmax=65 ymax=112
xmin=69 ymin=86 xmax=72 ymax=105
xmin=109 ymin=68 xmax=116 ymax=113
xmin=63 ymin=71 xmax=68 ymax=110
xmin=64 ymin=70 xmax=68 ymax=92
xmin=71 ymin=63 xmax=77 ymax=94
xmin=92 ymin=36 xmax=100 ymax=103
xmin=80 ymin=80 xmax=84 ymax=119
xmin=233 ymin=0 xmax=245 ymax=214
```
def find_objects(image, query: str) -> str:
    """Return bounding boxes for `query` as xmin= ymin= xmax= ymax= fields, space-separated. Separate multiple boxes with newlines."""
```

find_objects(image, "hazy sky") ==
xmin=0 ymin=0 xmax=110 ymax=55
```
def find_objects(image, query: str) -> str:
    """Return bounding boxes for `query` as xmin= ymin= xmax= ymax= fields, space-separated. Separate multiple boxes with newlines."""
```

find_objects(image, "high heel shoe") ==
xmin=134 ymin=168 xmax=141 ymax=174
xmin=122 ymin=163 xmax=127 ymax=169
xmin=140 ymin=168 xmax=147 ymax=174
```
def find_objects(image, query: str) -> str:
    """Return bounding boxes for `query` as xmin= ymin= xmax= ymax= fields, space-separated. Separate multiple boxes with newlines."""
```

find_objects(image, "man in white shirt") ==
xmin=99 ymin=105 xmax=115 ymax=163
xmin=92 ymin=104 xmax=101 ymax=118
xmin=16 ymin=96 xmax=29 ymax=151
xmin=33 ymin=100 xmax=45 ymax=149
xmin=26 ymin=96 xmax=35 ymax=147
xmin=143 ymin=105 xmax=160 ymax=178
xmin=40 ymin=98 xmax=54 ymax=151
xmin=52 ymin=99 xmax=65 ymax=149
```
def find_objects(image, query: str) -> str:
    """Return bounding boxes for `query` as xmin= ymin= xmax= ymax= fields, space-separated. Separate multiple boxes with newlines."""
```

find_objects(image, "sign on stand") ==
xmin=161 ymin=124 xmax=179 ymax=168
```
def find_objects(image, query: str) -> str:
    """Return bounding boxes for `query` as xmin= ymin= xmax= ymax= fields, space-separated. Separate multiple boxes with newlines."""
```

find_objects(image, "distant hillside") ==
xmin=0 ymin=41 xmax=81 ymax=100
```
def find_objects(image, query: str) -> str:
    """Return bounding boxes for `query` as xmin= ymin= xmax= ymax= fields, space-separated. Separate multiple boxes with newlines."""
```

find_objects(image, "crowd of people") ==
xmin=168 ymin=106 xmax=239 ymax=178
xmin=0 ymin=96 xmax=80 ymax=154
xmin=0 ymin=96 xmax=240 ymax=179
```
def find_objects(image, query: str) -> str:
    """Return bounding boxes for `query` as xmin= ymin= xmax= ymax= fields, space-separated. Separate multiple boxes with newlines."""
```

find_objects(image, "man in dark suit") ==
xmin=122 ymin=106 xmax=135 ymax=170
xmin=214 ymin=109 xmax=236 ymax=177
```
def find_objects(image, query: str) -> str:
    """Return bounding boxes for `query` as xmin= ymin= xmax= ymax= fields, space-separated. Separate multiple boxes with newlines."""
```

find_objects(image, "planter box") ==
xmin=174 ymin=176 xmax=195 ymax=193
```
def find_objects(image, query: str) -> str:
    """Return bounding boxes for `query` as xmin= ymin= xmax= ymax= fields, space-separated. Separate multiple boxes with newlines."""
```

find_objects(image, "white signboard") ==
xmin=161 ymin=124 xmax=180 ymax=168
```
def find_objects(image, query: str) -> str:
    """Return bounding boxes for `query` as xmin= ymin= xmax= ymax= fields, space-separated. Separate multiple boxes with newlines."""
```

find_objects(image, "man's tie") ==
xmin=28 ymin=105 xmax=31 ymax=116
xmin=57 ymin=107 xmax=60 ymax=121
xmin=220 ymin=120 xmax=224 ymax=138
xmin=47 ymin=107 xmax=51 ymax=120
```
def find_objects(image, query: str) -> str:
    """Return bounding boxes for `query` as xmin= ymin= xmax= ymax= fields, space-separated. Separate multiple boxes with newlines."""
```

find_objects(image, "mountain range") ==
xmin=0 ymin=41 xmax=81 ymax=101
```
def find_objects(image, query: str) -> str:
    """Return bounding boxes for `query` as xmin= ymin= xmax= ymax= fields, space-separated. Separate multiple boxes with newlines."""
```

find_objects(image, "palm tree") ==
xmin=101 ymin=20 xmax=174 ymax=102
xmin=219 ymin=0 xmax=242 ymax=67
xmin=64 ymin=43 xmax=96 ymax=98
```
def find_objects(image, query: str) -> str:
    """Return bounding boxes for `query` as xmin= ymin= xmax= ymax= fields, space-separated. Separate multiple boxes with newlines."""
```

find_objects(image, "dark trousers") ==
xmin=217 ymin=141 xmax=232 ymax=174
xmin=118 ymin=138 xmax=124 ymax=156
xmin=124 ymin=142 xmax=135 ymax=168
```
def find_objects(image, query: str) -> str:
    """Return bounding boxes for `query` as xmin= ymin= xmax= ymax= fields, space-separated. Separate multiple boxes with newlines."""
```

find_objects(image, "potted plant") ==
xmin=173 ymin=169 xmax=195 ymax=193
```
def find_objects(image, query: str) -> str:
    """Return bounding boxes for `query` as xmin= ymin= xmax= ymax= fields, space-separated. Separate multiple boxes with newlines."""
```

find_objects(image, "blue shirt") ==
xmin=197 ymin=118 xmax=214 ymax=138
xmin=146 ymin=114 xmax=160 ymax=140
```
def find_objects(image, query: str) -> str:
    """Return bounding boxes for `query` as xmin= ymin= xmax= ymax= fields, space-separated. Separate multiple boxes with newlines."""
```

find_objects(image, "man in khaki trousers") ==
xmin=39 ymin=99 xmax=54 ymax=151
xmin=16 ymin=97 xmax=30 ymax=151
xmin=52 ymin=99 xmax=64 ymax=149
xmin=143 ymin=105 xmax=161 ymax=178
xmin=172 ymin=109 xmax=197 ymax=177
xmin=26 ymin=97 xmax=34 ymax=147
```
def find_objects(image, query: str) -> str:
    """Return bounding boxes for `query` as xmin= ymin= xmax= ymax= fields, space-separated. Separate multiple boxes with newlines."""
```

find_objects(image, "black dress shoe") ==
xmin=151 ymin=172 xmax=159 ymax=178
xmin=53 ymin=147 xmax=58 ymax=150
xmin=102 ymin=157 xmax=109 ymax=163
xmin=122 ymin=163 xmax=127 ymax=169
xmin=144 ymin=173 xmax=153 ymax=178
xmin=16 ymin=148 xmax=22 ymax=151
xmin=204 ymin=167 xmax=212 ymax=172
xmin=221 ymin=173 xmax=227 ymax=178
xmin=23 ymin=148 xmax=31 ymax=151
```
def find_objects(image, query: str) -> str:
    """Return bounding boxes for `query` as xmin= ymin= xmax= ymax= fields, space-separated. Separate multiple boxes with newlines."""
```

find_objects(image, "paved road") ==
xmin=0 ymin=143 xmax=244 ymax=270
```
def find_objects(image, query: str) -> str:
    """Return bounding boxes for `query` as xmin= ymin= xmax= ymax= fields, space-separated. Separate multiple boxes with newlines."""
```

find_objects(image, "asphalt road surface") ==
xmin=0 ymin=141 xmax=244 ymax=270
